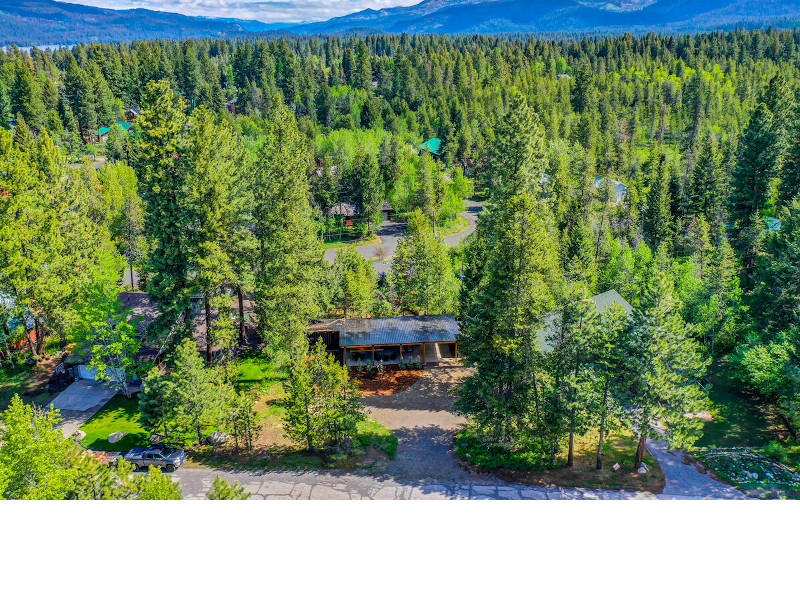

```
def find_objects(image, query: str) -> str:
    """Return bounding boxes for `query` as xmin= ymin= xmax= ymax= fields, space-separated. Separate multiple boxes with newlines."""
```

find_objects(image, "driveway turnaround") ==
xmin=50 ymin=379 xmax=120 ymax=437
xmin=173 ymin=366 xmax=749 ymax=500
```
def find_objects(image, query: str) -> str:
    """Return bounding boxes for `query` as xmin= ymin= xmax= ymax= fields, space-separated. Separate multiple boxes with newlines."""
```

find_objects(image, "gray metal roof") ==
xmin=536 ymin=290 xmax=633 ymax=353
xmin=340 ymin=315 xmax=459 ymax=347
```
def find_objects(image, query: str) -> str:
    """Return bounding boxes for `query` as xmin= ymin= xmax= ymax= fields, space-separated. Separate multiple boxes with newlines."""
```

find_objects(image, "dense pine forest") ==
xmin=1 ymin=29 xmax=799 ymax=490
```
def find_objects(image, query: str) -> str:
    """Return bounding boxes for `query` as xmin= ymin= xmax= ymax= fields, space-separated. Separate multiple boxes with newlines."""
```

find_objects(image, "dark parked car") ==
xmin=123 ymin=446 xmax=186 ymax=472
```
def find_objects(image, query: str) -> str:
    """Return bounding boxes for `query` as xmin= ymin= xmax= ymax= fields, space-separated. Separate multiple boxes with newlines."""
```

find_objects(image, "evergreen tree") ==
xmin=283 ymin=339 xmax=366 ymax=453
xmin=643 ymin=147 xmax=672 ymax=250
xmin=727 ymin=102 xmax=779 ymax=273
xmin=251 ymin=98 xmax=324 ymax=357
xmin=207 ymin=476 xmax=251 ymax=499
xmin=622 ymin=272 xmax=710 ymax=468
xmin=491 ymin=89 xmax=546 ymax=200
xmin=133 ymin=80 xmax=194 ymax=348
xmin=456 ymin=189 xmax=562 ymax=447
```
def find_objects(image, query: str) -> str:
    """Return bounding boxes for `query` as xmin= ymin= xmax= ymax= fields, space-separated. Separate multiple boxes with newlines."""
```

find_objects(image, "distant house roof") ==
xmin=327 ymin=202 xmax=356 ymax=217
xmin=420 ymin=138 xmax=442 ymax=155
xmin=536 ymin=290 xmax=633 ymax=353
xmin=98 ymin=127 xmax=111 ymax=136
xmin=594 ymin=176 xmax=628 ymax=203
xmin=311 ymin=315 xmax=459 ymax=347
xmin=117 ymin=121 xmax=133 ymax=131
xmin=764 ymin=216 xmax=781 ymax=232
xmin=126 ymin=107 xmax=142 ymax=116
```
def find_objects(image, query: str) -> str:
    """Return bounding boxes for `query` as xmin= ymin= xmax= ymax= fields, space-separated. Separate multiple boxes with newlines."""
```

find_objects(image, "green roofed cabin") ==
xmin=419 ymin=138 xmax=442 ymax=156
xmin=308 ymin=315 xmax=460 ymax=367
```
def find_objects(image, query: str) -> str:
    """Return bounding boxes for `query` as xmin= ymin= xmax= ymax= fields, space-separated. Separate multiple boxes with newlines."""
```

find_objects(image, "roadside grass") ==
xmin=79 ymin=394 xmax=151 ymax=452
xmin=456 ymin=428 xmax=665 ymax=493
xmin=437 ymin=216 xmax=468 ymax=237
xmin=355 ymin=419 xmax=398 ymax=459
xmin=322 ymin=233 xmax=381 ymax=250
xmin=189 ymin=395 xmax=397 ymax=470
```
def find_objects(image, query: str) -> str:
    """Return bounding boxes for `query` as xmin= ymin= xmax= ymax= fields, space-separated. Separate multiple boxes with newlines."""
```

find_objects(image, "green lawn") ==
xmin=79 ymin=393 xmax=151 ymax=451
xmin=0 ymin=362 xmax=50 ymax=412
xmin=232 ymin=351 xmax=286 ymax=391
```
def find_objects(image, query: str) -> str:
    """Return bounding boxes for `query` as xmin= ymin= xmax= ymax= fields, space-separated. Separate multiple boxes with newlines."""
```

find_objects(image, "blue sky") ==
xmin=60 ymin=0 xmax=422 ymax=24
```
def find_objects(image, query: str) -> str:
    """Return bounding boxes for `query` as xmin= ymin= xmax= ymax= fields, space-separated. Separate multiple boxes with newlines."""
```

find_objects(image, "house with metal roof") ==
xmin=536 ymin=290 xmax=633 ymax=353
xmin=308 ymin=314 xmax=460 ymax=367
xmin=419 ymin=138 xmax=442 ymax=156
xmin=594 ymin=176 xmax=628 ymax=204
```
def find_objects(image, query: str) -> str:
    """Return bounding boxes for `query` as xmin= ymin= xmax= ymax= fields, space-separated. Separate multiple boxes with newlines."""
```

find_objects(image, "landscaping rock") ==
xmin=108 ymin=431 xmax=127 ymax=444
xmin=207 ymin=431 xmax=230 ymax=446
xmin=149 ymin=433 xmax=166 ymax=443
xmin=73 ymin=429 xmax=86 ymax=442
xmin=637 ymin=463 xmax=649 ymax=474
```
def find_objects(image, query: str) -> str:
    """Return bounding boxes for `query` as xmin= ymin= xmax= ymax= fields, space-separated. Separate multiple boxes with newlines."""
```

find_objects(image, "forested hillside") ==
xmin=1 ymin=29 xmax=799 ymax=472
xmin=0 ymin=0 xmax=278 ymax=46
xmin=294 ymin=0 xmax=800 ymax=35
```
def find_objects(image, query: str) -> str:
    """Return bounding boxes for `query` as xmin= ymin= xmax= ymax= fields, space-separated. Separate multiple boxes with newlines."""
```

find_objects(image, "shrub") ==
xmin=763 ymin=441 xmax=788 ymax=463
xmin=455 ymin=429 xmax=551 ymax=471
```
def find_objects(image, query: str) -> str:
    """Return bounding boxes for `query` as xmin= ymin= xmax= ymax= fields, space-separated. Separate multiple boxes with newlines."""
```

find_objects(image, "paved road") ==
xmin=324 ymin=200 xmax=483 ymax=275
xmin=645 ymin=437 xmax=746 ymax=500
xmin=172 ymin=366 xmax=749 ymax=500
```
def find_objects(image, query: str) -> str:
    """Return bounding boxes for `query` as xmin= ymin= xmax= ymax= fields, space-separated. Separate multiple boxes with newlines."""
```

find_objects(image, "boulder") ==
xmin=637 ymin=463 xmax=649 ymax=474
xmin=108 ymin=431 xmax=127 ymax=444
xmin=207 ymin=431 xmax=231 ymax=446
xmin=149 ymin=433 xmax=166 ymax=444
xmin=73 ymin=430 xmax=86 ymax=442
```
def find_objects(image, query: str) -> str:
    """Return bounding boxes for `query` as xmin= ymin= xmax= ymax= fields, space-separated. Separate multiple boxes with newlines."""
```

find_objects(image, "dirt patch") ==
xmin=352 ymin=367 xmax=423 ymax=395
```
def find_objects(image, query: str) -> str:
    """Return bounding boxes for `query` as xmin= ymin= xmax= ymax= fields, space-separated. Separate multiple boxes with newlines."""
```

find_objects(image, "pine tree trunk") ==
xmin=197 ymin=424 xmax=204 ymax=445
xmin=567 ymin=431 xmax=575 ymax=467
xmin=237 ymin=286 xmax=245 ymax=347
xmin=205 ymin=296 xmax=213 ymax=365
xmin=634 ymin=435 xmax=647 ymax=470
xmin=130 ymin=264 xmax=135 ymax=291
xmin=33 ymin=319 xmax=44 ymax=356
xmin=596 ymin=417 xmax=606 ymax=470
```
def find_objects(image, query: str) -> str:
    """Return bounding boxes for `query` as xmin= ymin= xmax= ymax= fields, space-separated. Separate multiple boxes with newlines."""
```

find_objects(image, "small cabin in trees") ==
xmin=308 ymin=315 xmax=460 ymax=367
xmin=419 ymin=138 xmax=442 ymax=157
xmin=124 ymin=107 xmax=142 ymax=121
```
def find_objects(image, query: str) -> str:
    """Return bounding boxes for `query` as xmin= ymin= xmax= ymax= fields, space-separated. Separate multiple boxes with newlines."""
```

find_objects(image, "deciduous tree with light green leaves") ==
xmin=77 ymin=285 xmax=141 ymax=398
xmin=391 ymin=209 xmax=458 ymax=316
xmin=332 ymin=246 xmax=377 ymax=318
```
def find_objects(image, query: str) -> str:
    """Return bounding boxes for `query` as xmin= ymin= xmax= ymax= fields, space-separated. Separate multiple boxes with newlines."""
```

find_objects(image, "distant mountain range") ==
xmin=0 ymin=0 xmax=284 ymax=46
xmin=291 ymin=0 xmax=800 ymax=35
xmin=3 ymin=0 xmax=800 ymax=46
